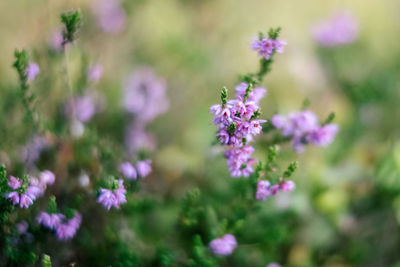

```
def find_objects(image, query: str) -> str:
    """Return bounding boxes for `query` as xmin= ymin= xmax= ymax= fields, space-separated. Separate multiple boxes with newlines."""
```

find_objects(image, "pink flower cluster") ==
xmin=91 ymin=0 xmax=126 ymax=34
xmin=256 ymin=180 xmax=295 ymax=201
xmin=37 ymin=211 xmax=65 ymax=230
xmin=26 ymin=62 xmax=40 ymax=81
xmin=209 ymin=234 xmax=237 ymax=256
xmin=251 ymin=38 xmax=286 ymax=60
xmin=119 ymin=160 xmax=152 ymax=180
xmin=6 ymin=171 xmax=55 ymax=208
xmin=312 ymin=11 xmax=359 ymax=47
xmin=55 ymin=212 xmax=82 ymax=240
xmin=210 ymin=83 xmax=267 ymax=177
xmin=97 ymin=179 xmax=127 ymax=210
xmin=272 ymin=110 xmax=339 ymax=153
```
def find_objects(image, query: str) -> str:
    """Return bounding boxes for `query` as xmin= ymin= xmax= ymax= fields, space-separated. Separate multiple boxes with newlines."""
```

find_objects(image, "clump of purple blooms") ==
xmin=272 ymin=110 xmax=339 ymax=153
xmin=91 ymin=0 xmax=126 ymax=34
xmin=55 ymin=212 xmax=82 ymax=241
xmin=210 ymin=83 xmax=266 ymax=177
xmin=87 ymin=63 xmax=103 ymax=83
xmin=26 ymin=62 xmax=40 ymax=81
xmin=36 ymin=211 xmax=65 ymax=230
xmin=256 ymin=179 xmax=295 ymax=201
xmin=251 ymin=37 xmax=286 ymax=60
xmin=119 ymin=160 xmax=152 ymax=180
xmin=97 ymin=179 xmax=127 ymax=210
xmin=311 ymin=10 xmax=359 ymax=47
xmin=209 ymin=234 xmax=237 ymax=256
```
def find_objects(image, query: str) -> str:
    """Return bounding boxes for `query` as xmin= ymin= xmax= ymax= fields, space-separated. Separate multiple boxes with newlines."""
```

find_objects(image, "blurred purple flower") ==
xmin=87 ymin=64 xmax=103 ymax=83
xmin=98 ymin=179 xmax=127 ymax=210
xmin=8 ymin=176 xmax=22 ymax=190
xmin=252 ymin=37 xmax=287 ymax=60
xmin=55 ymin=212 xmax=82 ymax=241
xmin=266 ymin=263 xmax=281 ymax=267
xmin=123 ymin=68 xmax=169 ymax=123
xmin=209 ymin=234 xmax=237 ymax=256
xmin=6 ymin=176 xmax=43 ymax=208
xmin=36 ymin=211 xmax=65 ymax=230
xmin=125 ymin=123 xmax=156 ymax=154
xmin=280 ymin=180 xmax=295 ymax=192
xmin=312 ymin=11 xmax=359 ymax=47
xmin=49 ymin=29 xmax=63 ymax=51
xmin=136 ymin=160 xmax=152 ymax=178
xmin=20 ymin=135 xmax=51 ymax=165
xmin=307 ymin=124 xmax=339 ymax=147
xmin=119 ymin=162 xmax=137 ymax=180
xmin=26 ymin=62 xmax=40 ymax=81
xmin=16 ymin=221 xmax=29 ymax=235
xmin=92 ymin=0 xmax=126 ymax=34
xmin=40 ymin=170 xmax=55 ymax=185
xmin=256 ymin=180 xmax=271 ymax=200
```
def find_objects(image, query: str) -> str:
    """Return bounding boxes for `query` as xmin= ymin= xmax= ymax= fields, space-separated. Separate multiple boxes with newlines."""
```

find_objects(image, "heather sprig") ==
xmin=61 ymin=10 xmax=82 ymax=46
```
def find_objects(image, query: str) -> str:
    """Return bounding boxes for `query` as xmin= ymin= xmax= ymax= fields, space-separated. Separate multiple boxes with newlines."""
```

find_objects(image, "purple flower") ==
xmin=92 ymin=0 xmax=126 ymax=34
xmin=137 ymin=160 xmax=152 ymax=178
xmin=66 ymin=95 xmax=96 ymax=123
xmin=87 ymin=64 xmax=103 ymax=83
xmin=252 ymin=37 xmax=287 ymax=59
xmin=280 ymin=180 xmax=295 ymax=192
xmin=312 ymin=11 xmax=359 ymax=47
xmin=272 ymin=110 xmax=338 ymax=152
xmin=40 ymin=170 xmax=55 ymax=185
xmin=97 ymin=179 xmax=127 ymax=210
xmin=16 ymin=221 xmax=29 ymax=235
xmin=125 ymin=123 xmax=156 ymax=154
xmin=266 ymin=263 xmax=281 ymax=267
xmin=269 ymin=184 xmax=280 ymax=195
xmin=7 ymin=191 xmax=20 ymax=205
xmin=216 ymin=130 xmax=230 ymax=144
xmin=49 ymin=29 xmax=63 ymax=51
xmin=36 ymin=211 xmax=65 ymax=229
xmin=209 ymin=234 xmax=237 ymax=256
xmin=26 ymin=62 xmax=40 ymax=81
xmin=20 ymin=135 xmax=51 ymax=166
xmin=8 ymin=176 xmax=22 ymax=190
xmin=119 ymin=162 xmax=137 ymax=180
xmin=256 ymin=180 xmax=271 ymax=200
xmin=123 ymin=68 xmax=169 ymax=123
xmin=19 ymin=193 xmax=34 ymax=208
xmin=55 ymin=212 xmax=82 ymax=241
xmin=307 ymin=124 xmax=339 ymax=147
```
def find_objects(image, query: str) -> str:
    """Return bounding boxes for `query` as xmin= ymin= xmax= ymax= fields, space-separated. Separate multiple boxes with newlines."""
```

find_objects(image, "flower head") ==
xmin=97 ymin=179 xmax=127 ymax=210
xmin=36 ymin=211 xmax=65 ymax=229
xmin=55 ymin=212 xmax=82 ymax=241
xmin=119 ymin=162 xmax=137 ymax=180
xmin=209 ymin=234 xmax=237 ymax=256
xmin=137 ymin=160 xmax=152 ymax=178
xmin=26 ymin=62 xmax=40 ymax=81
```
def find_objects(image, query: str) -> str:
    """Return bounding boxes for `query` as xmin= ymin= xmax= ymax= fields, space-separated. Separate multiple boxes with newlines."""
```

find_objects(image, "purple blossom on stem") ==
xmin=6 ymin=176 xmax=43 ymax=208
xmin=8 ymin=176 xmax=22 ymax=190
xmin=272 ymin=110 xmax=338 ymax=152
xmin=97 ymin=179 xmax=127 ymax=210
xmin=16 ymin=221 xmax=29 ymax=235
xmin=266 ymin=263 xmax=282 ymax=267
xmin=209 ymin=234 xmax=237 ymax=256
xmin=256 ymin=180 xmax=271 ymax=200
xmin=87 ymin=64 xmax=103 ymax=83
xmin=136 ymin=160 xmax=152 ymax=178
xmin=256 ymin=180 xmax=296 ymax=200
xmin=312 ymin=11 xmax=359 ymax=47
xmin=55 ymin=212 xmax=82 ymax=241
xmin=92 ymin=0 xmax=126 ymax=34
xmin=66 ymin=95 xmax=96 ymax=123
xmin=251 ymin=38 xmax=287 ymax=60
xmin=26 ymin=62 xmax=40 ymax=81
xmin=123 ymin=68 xmax=169 ymax=123
xmin=36 ymin=211 xmax=65 ymax=230
xmin=40 ymin=170 xmax=55 ymax=185
xmin=119 ymin=162 xmax=137 ymax=180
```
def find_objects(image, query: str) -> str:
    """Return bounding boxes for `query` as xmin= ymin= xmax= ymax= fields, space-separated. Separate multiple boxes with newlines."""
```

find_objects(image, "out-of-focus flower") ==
xmin=49 ymin=29 xmax=63 ymax=51
xmin=66 ymin=95 xmax=96 ymax=123
xmin=272 ymin=110 xmax=338 ymax=152
xmin=20 ymin=135 xmax=51 ymax=166
xmin=280 ymin=180 xmax=296 ymax=192
xmin=266 ymin=263 xmax=281 ymax=267
xmin=55 ymin=212 xmax=82 ymax=241
xmin=123 ymin=68 xmax=169 ymax=123
xmin=312 ymin=11 xmax=359 ymax=46
xmin=40 ymin=170 xmax=55 ymax=185
xmin=209 ymin=234 xmax=237 ymax=256
xmin=16 ymin=221 xmax=29 ymax=235
xmin=119 ymin=162 xmax=137 ymax=180
xmin=36 ymin=211 xmax=65 ymax=230
xmin=125 ymin=123 xmax=156 ymax=154
xmin=26 ymin=62 xmax=40 ymax=81
xmin=91 ymin=0 xmax=126 ymax=34
xmin=256 ymin=180 xmax=271 ymax=200
xmin=251 ymin=37 xmax=287 ymax=60
xmin=8 ymin=176 xmax=22 ymax=190
xmin=87 ymin=64 xmax=103 ymax=83
xmin=136 ymin=160 xmax=152 ymax=178
xmin=78 ymin=172 xmax=90 ymax=187
xmin=97 ymin=179 xmax=127 ymax=210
